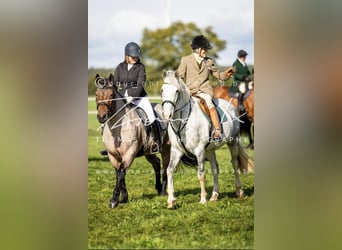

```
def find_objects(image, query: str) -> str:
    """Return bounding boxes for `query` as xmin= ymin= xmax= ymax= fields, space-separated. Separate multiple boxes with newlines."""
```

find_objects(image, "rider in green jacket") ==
xmin=232 ymin=50 xmax=251 ymax=111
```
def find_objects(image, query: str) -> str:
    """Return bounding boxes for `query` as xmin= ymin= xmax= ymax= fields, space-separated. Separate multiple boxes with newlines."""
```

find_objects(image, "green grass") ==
xmin=88 ymin=100 xmax=254 ymax=249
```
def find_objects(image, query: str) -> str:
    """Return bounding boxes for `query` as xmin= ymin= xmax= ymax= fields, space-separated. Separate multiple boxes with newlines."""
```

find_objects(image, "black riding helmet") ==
xmin=191 ymin=35 xmax=212 ymax=50
xmin=237 ymin=50 xmax=248 ymax=58
xmin=125 ymin=42 xmax=141 ymax=57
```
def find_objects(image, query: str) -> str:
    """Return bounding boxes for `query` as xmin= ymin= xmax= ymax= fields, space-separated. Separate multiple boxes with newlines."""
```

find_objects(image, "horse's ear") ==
xmin=162 ymin=69 xmax=167 ymax=80
xmin=95 ymin=73 xmax=99 ymax=79
xmin=108 ymin=73 xmax=114 ymax=83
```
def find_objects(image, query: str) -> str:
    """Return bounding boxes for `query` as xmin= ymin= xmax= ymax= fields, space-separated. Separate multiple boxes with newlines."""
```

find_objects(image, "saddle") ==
xmin=135 ymin=105 xmax=165 ymax=154
xmin=135 ymin=107 xmax=152 ymax=133
xmin=191 ymin=95 xmax=228 ymax=123
xmin=192 ymin=95 xmax=210 ymax=116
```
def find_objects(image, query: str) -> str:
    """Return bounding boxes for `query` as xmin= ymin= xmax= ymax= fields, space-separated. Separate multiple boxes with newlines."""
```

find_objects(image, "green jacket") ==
xmin=231 ymin=59 xmax=250 ymax=92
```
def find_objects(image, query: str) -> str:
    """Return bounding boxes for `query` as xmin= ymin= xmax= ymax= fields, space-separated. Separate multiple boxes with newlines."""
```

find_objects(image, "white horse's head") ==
xmin=161 ymin=70 xmax=182 ymax=120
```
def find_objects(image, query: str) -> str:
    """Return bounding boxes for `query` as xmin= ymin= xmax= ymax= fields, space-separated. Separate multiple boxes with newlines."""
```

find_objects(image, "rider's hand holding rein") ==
xmin=126 ymin=96 xmax=133 ymax=104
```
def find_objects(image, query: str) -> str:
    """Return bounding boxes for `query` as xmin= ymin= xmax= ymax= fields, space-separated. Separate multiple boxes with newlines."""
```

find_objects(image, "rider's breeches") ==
xmin=197 ymin=92 xmax=214 ymax=109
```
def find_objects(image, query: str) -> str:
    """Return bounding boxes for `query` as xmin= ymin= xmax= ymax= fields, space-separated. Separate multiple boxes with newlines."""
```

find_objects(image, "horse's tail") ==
xmin=237 ymin=142 xmax=254 ymax=174
xmin=180 ymin=155 xmax=198 ymax=168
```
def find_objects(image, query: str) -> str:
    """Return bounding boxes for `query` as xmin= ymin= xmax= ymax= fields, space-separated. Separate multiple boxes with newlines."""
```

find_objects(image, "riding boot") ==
xmin=238 ymin=92 xmax=245 ymax=113
xmin=209 ymin=107 xmax=222 ymax=141
xmin=99 ymin=123 xmax=108 ymax=156
xmin=150 ymin=120 xmax=162 ymax=154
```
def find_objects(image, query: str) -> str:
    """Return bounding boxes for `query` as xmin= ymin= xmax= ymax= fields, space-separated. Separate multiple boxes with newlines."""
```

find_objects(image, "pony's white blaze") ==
xmin=161 ymin=84 xmax=178 ymax=120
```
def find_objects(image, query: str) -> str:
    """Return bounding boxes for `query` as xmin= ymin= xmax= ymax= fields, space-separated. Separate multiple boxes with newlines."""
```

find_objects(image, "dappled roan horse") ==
xmin=213 ymin=84 xmax=254 ymax=148
xmin=161 ymin=70 xmax=254 ymax=209
xmin=95 ymin=73 xmax=170 ymax=208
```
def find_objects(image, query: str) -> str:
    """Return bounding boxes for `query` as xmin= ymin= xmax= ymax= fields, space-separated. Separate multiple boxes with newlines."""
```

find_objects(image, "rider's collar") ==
xmin=193 ymin=52 xmax=204 ymax=64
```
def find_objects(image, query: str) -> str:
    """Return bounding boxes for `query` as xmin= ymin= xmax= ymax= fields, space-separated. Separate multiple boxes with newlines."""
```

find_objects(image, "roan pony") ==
xmin=95 ymin=73 xmax=170 ymax=208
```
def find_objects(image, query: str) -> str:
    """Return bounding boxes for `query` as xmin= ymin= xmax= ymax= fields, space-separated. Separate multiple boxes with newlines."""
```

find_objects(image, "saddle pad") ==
xmin=196 ymin=98 xmax=228 ymax=123
xmin=213 ymin=98 xmax=228 ymax=123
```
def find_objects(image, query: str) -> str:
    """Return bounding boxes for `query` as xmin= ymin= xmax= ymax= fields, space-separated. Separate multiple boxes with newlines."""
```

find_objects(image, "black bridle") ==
xmin=96 ymin=101 xmax=113 ymax=116
xmin=161 ymin=100 xmax=176 ymax=109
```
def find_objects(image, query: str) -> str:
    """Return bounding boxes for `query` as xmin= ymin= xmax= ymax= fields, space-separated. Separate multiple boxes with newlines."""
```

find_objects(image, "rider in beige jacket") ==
xmin=177 ymin=35 xmax=235 ymax=140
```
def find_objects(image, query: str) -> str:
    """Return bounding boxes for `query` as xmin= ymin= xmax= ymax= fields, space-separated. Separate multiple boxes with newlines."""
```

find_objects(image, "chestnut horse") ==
xmin=95 ymin=73 xmax=170 ymax=208
xmin=213 ymin=84 xmax=254 ymax=148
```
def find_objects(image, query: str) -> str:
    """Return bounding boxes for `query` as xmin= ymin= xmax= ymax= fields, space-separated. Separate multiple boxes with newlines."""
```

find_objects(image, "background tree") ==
xmin=140 ymin=22 xmax=226 ymax=95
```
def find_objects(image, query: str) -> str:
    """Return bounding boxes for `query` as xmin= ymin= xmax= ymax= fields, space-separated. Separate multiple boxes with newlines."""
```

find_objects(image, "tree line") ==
xmin=89 ymin=22 xmax=253 ymax=96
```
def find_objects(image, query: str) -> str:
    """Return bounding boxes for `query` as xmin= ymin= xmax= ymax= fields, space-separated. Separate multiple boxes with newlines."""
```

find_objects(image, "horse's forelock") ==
xmin=164 ymin=70 xmax=181 ymax=88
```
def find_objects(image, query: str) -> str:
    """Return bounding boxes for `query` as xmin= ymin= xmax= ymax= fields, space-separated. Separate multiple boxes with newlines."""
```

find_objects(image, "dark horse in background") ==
xmin=214 ymin=82 xmax=254 ymax=149
xmin=95 ymin=73 xmax=170 ymax=208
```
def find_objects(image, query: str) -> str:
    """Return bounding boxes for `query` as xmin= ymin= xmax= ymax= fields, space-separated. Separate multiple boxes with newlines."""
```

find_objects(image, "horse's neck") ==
xmin=107 ymin=106 xmax=144 ymax=137
xmin=178 ymin=82 xmax=190 ymax=105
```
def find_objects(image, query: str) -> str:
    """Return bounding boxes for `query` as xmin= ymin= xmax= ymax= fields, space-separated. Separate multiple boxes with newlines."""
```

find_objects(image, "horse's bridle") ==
xmin=161 ymin=100 xmax=176 ymax=109
xmin=96 ymin=101 xmax=111 ymax=110
xmin=162 ymin=99 xmax=189 ymax=113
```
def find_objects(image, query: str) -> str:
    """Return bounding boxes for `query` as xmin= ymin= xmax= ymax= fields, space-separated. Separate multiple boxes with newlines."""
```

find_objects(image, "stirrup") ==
xmin=150 ymin=142 xmax=160 ymax=154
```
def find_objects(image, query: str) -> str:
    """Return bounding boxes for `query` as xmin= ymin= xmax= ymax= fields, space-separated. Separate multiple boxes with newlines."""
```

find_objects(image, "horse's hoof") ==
xmin=200 ymin=198 xmax=207 ymax=204
xmin=209 ymin=192 xmax=219 ymax=201
xmin=119 ymin=199 xmax=128 ymax=204
xmin=236 ymin=189 xmax=244 ymax=198
xmin=167 ymin=199 xmax=177 ymax=209
xmin=159 ymin=191 xmax=167 ymax=196
xmin=109 ymin=200 xmax=119 ymax=208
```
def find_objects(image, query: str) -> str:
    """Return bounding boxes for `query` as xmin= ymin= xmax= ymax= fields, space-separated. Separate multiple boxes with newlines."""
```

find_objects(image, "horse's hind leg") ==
xmin=145 ymin=154 xmax=162 ymax=194
xmin=206 ymin=151 xmax=219 ymax=201
xmin=228 ymin=143 xmax=244 ymax=198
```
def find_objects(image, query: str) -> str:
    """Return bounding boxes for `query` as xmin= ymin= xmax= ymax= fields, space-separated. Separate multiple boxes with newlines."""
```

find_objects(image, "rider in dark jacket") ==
xmin=232 ymin=49 xmax=251 ymax=111
xmin=115 ymin=42 xmax=161 ymax=153
xmin=114 ymin=59 xmax=147 ymax=98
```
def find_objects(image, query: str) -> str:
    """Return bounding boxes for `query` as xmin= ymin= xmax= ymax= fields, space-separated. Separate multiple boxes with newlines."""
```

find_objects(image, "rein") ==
xmin=163 ymin=91 xmax=195 ymax=158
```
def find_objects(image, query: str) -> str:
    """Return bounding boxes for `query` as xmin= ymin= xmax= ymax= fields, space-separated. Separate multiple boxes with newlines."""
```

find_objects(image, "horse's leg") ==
xmin=246 ymin=119 xmax=254 ymax=149
xmin=167 ymin=148 xmax=182 ymax=208
xmin=109 ymin=167 xmax=121 ymax=208
xmin=206 ymin=151 xmax=219 ymax=201
xmin=249 ymin=122 xmax=254 ymax=149
xmin=145 ymin=154 xmax=162 ymax=194
xmin=107 ymin=154 xmax=121 ymax=208
xmin=196 ymin=151 xmax=207 ymax=204
xmin=198 ymin=162 xmax=207 ymax=204
xmin=118 ymin=154 xmax=136 ymax=204
xmin=228 ymin=143 xmax=244 ymax=198
xmin=160 ymin=140 xmax=171 ymax=196
xmin=119 ymin=168 xmax=128 ymax=203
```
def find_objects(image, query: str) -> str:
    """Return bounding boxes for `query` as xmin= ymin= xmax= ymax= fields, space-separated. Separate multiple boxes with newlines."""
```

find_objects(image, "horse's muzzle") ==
xmin=162 ymin=111 xmax=171 ymax=121
xmin=97 ymin=113 xmax=108 ymax=123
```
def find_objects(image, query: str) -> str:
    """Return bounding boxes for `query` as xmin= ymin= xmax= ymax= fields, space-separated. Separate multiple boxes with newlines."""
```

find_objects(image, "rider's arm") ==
xmin=207 ymin=59 xmax=229 ymax=82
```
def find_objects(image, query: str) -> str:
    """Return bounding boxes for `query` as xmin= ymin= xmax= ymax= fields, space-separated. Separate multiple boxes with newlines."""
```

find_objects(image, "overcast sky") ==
xmin=88 ymin=0 xmax=254 ymax=68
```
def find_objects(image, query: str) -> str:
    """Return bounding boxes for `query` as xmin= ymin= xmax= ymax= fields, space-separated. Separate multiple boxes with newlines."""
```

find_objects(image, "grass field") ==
xmin=88 ymin=97 xmax=254 ymax=249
